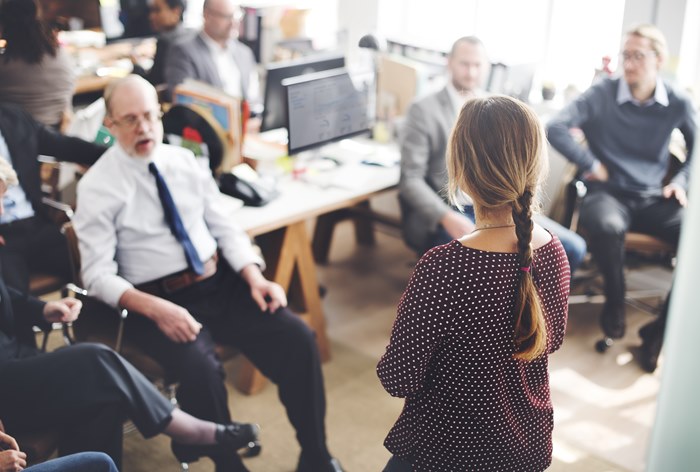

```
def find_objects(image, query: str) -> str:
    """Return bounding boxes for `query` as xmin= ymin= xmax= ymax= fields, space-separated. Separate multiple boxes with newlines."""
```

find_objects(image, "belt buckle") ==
xmin=162 ymin=274 xmax=191 ymax=294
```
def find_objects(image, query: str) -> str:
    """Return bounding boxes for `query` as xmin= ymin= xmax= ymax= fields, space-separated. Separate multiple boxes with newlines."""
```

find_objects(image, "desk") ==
xmin=71 ymin=39 xmax=155 ymax=96
xmin=232 ymin=139 xmax=399 ymax=393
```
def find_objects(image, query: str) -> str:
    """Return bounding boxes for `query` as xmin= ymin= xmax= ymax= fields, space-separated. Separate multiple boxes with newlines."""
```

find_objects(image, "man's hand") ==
xmin=240 ymin=265 xmax=288 ymax=313
xmin=584 ymin=162 xmax=609 ymax=182
xmin=148 ymin=298 xmax=202 ymax=343
xmin=0 ymin=431 xmax=26 ymax=472
xmin=440 ymin=211 xmax=475 ymax=240
xmin=663 ymin=183 xmax=688 ymax=207
xmin=43 ymin=298 xmax=82 ymax=324
xmin=119 ymin=289 xmax=202 ymax=343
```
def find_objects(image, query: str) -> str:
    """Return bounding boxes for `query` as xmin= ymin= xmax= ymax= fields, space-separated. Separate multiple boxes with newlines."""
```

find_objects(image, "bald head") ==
xmin=104 ymin=75 xmax=158 ymax=117
xmin=104 ymin=75 xmax=162 ymax=158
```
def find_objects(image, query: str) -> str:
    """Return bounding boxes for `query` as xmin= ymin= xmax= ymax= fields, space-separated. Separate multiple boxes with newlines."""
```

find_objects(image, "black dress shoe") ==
xmin=638 ymin=328 xmax=662 ymax=373
xmin=600 ymin=303 xmax=626 ymax=339
xmin=172 ymin=422 xmax=260 ymax=463
xmin=297 ymin=456 xmax=344 ymax=472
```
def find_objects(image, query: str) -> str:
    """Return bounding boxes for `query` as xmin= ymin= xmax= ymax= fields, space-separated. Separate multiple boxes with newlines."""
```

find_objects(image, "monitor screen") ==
xmin=284 ymin=68 xmax=375 ymax=155
xmin=260 ymin=52 xmax=345 ymax=132
xmin=101 ymin=0 xmax=156 ymax=42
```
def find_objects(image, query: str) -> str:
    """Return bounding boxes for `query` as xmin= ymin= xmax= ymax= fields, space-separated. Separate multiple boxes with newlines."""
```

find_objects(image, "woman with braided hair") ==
xmin=378 ymin=95 xmax=570 ymax=472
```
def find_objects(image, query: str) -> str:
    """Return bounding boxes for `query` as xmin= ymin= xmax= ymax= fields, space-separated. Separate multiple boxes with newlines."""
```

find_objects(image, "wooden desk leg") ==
xmin=312 ymin=210 xmax=348 ymax=265
xmin=234 ymin=358 xmax=269 ymax=395
xmin=259 ymin=221 xmax=331 ymax=361
xmin=312 ymin=200 xmax=377 ymax=265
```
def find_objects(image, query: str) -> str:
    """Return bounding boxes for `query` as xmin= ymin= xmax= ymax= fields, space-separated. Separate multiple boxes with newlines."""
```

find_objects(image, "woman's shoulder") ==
xmin=531 ymin=223 xmax=553 ymax=250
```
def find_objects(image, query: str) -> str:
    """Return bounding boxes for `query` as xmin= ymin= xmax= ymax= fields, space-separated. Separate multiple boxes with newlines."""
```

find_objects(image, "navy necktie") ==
xmin=148 ymin=162 xmax=205 ymax=275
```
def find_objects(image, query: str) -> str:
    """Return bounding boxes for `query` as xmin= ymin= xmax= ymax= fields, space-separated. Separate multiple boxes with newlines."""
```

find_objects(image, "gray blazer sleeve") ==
xmin=399 ymin=100 xmax=453 ymax=231
xmin=164 ymin=40 xmax=196 ymax=100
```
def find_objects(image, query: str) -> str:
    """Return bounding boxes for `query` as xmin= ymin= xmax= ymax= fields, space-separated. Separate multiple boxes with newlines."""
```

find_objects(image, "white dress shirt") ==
xmin=201 ymin=32 xmax=260 ymax=103
xmin=201 ymin=32 xmax=243 ymax=98
xmin=74 ymin=143 xmax=264 ymax=307
xmin=616 ymin=77 xmax=669 ymax=107
xmin=446 ymin=80 xmax=484 ymax=116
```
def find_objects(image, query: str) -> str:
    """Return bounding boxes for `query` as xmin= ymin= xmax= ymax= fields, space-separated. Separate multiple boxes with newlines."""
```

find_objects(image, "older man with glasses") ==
xmin=547 ymin=24 xmax=697 ymax=373
xmin=165 ymin=0 xmax=260 ymax=107
xmin=73 ymin=75 xmax=342 ymax=472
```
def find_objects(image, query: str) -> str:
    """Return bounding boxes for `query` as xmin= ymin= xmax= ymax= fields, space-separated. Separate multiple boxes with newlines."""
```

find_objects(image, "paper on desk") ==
xmin=243 ymin=135 xmax=288 ymax=161
xmin=301 ymin=165 xmax=372 ymax=190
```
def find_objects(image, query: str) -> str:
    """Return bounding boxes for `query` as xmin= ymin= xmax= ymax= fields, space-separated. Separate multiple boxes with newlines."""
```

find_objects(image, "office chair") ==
xmin=561 ymin=161 xmax=678 ymax=353
xmin=27 ymin=159 xmax=72 ymax=297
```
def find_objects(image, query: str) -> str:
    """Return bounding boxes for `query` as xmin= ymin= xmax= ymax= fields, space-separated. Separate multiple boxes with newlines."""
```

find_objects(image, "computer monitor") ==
xmin=284 ymin=68 xmax=375 ymax=155
xmin=260 ymin=52 xmax=345 ymax=132
xmin=102 ymin=0 xmax=156 ymax=42
xmin=486 ymin=62 xmax=536 ymax=103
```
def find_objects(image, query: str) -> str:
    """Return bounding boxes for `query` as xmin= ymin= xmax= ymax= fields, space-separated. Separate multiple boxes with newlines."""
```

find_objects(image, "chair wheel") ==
xmin=595 ymin=337 xmax=614 ymax=353
xmin=241 ymin=440 xmax=262 ymax=458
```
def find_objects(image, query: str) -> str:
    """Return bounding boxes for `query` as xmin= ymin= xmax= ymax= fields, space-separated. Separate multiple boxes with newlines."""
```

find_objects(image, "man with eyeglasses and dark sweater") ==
xmin=547 ymin=24 xmax=697 ymax=373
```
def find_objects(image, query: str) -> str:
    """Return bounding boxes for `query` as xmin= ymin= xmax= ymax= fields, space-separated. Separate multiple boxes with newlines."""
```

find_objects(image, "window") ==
xmin=376 ymin=0 xmax=625 ymax=97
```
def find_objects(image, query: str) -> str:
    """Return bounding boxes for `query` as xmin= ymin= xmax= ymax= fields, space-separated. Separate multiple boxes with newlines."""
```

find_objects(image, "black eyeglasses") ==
xmin=110 ymin=110 xmax=163 ymax=129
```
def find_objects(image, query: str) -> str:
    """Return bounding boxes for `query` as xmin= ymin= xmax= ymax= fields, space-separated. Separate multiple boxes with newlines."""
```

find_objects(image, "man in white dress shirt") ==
xmin=165 ymin=0 xmax=260 ymax=106
xmin=73 ymin=75 xmax=342 ymax=472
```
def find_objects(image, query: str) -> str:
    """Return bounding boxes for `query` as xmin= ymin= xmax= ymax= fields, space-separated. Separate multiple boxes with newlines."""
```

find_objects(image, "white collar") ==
xmin=446 ymin=80 xmax=483 ymax=115
xmin=616 ymin=77 xmax=669 ymax=107
xmin=201 ymin=31 xmax=230 ymax=54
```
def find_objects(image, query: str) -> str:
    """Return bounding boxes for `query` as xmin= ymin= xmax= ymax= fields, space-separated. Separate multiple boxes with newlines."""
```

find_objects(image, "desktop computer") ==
xmin=260 ymin=52 xmax=345 ymax=133
xmin=283 ymin=68 xmax=375 ymax=156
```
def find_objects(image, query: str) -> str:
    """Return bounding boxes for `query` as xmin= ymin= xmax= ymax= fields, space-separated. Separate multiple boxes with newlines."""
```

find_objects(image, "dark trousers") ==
xmin=579 ymin=184 xmax=682 ymax=339
xmin=0 ymin=216 xmax=72 ymax=293
xmin=124 ymin=263 xmax=330 ymax=468
xmin=0 ymin=343 xmax=174 ymax=469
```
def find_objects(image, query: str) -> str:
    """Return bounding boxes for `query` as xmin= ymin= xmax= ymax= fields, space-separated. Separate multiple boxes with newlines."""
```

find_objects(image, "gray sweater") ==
xmin=547 ymin=78 xmax=697 ymax=196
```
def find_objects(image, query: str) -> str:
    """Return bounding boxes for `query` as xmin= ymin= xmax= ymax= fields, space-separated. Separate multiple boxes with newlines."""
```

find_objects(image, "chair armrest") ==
xmin=70 ymin=290 xmax=130 ymax=353
xmin=564 ymin=179 xmax=588 ymax=233
xmin=41 ymin=197 xmax=74 ymax=225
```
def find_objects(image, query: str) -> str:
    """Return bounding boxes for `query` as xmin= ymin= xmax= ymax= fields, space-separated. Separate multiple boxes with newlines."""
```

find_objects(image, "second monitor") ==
xmin=284 ymin=68 xmax=375 ymax=156
xmin=260 ymin=52 xmax=345 ymax=132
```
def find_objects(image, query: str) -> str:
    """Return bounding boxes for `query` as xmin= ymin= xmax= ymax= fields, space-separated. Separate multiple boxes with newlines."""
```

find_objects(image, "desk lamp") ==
xmin=358 ymin=34 xmax=390 ymax=141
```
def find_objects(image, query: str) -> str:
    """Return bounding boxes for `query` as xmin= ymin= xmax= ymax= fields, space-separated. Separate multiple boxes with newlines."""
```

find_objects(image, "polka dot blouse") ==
xmin=378 ymin=237 xmax=570 ymax=472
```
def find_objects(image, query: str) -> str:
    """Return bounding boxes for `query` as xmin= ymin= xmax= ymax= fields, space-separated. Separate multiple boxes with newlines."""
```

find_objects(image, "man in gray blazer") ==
xmin=399 ymin=37 xmax=483 ymax=254
xmin=400 ymin=36 xmax=587 ymax=272
xmin=165 ymin=0 xmax=259 ymax=104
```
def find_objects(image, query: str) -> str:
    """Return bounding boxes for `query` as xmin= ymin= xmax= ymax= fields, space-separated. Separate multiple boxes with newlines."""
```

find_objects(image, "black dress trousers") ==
xmin=123 ymin=262 xmax=331 ymax=466
xmin=0 ymin=342 xmax=174 ymax=468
